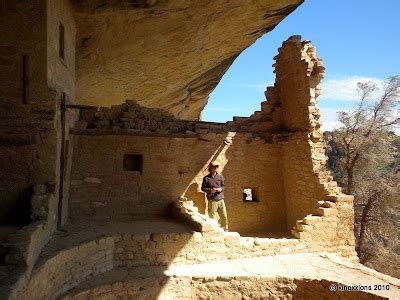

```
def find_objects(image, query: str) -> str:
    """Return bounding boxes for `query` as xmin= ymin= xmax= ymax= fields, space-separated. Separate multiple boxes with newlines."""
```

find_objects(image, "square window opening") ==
xmin=123 ymin=154 xmax=143 ymax=174
xmin=243 ymin=188 xmax=259 ymax=202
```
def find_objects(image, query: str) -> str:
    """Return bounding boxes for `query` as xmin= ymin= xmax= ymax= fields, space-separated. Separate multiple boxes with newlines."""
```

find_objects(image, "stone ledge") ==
xmin=5 ymin=217 xmax=359 ymax=300
xmin=61 ymin=253 xmax=400 ymax=299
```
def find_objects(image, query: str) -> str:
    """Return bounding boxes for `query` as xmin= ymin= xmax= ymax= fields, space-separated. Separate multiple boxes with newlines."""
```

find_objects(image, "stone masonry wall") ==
xmin=213 ymin=134 xmax=286 ymax=233
xmin=0 ymin=0 xmax=48 ymax=104
xmin=8 ymin=229 xmax=359 ymax=300
xmin=75 ymin=99 xmax=226 ymax=134
xmin=274 ymin=36 xmax=325 ymax=131
xmin=68 ymin=132 xmax=287 ymax=233
xmin=8 ymin=236 xmax=114 ymax=300
xmin=75 ymin=96 xmax=284 ymax=139
xmin=0 ymin=0 xmax=49 ymax=223
xmin=0 ymin=2 xmax=77 ymax=293
xmin=47 ymin=0 xmax=76 ymax=100
xmin=273 ymin=37 xmax=328 ymax=228
xmin=269 ymin=36 xmax=355 ymax=248
xmin=281 ymin=133 xmax=323 ymax=228
xmin=65 ymin=277 xmax=385 ymax=300
xmin=0 ymin=0 xmax=76 ymax=223
xmin=47 ymin=0 xmax=78 ymax=226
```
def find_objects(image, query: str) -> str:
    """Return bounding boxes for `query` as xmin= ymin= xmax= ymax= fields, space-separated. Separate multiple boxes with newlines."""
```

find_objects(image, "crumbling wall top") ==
xmin=273 ymin=35 xmax=325 ymax=131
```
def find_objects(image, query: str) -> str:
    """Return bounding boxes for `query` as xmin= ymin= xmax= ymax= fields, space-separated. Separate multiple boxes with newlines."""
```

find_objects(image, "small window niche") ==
xmin=59 ymin=22 xmax=65 ymax=60
xmin=243 ymin=188 xmax=258 ymax=202
xmin=123 ymin=154 xmax=143 ymax=174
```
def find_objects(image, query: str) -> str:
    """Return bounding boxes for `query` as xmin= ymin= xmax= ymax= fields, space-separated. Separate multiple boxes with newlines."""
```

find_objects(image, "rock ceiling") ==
xmin=72 ymin=0 xmax=303 ymax=119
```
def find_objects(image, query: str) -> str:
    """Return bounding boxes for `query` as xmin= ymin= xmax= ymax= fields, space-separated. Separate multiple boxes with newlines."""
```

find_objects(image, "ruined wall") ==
xmin=206 ymin=134 xmax=286 ymax=233
xmin=259 ymin=37 xmax=356 ymax=250
xmin=68 ymin=132 xmax=286 ymax=233
xmin=281 ymin=133 xmax=324 ymax=227
xmin=47 ymin=0 xmax=76 ymax=100
xmin=0 ymin=0 xmax=49 ymax=223
xmin=0 ymin=0 xmax=76 ymax=224
xmin=265 ymin=36 xmax=329 ymax=228
xmin=8 ymin=228 xmax=361 ymax=300
xmin=47 ymin=0 xmax=78 ymax=226
xmin=273 ymin=36 xmax=324 ymax=131
xmin=0 ymin=0 xmax=48 ymax=104
xmin=0 ymin=1 xmax=77 ymax=287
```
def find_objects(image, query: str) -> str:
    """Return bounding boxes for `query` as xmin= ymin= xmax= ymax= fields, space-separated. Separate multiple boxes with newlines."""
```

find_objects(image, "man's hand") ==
xmin=212 ymin=187 xmax=222 ymax=193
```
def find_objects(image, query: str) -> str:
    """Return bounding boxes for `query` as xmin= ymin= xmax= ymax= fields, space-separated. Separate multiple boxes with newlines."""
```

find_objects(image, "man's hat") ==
xmin=209 ymin=160 xmax=220 ymax=167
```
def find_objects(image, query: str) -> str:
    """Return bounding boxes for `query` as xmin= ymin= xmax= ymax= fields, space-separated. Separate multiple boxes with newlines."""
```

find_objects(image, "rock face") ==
xmin=72 ymin=0 xmax=303 ymax=119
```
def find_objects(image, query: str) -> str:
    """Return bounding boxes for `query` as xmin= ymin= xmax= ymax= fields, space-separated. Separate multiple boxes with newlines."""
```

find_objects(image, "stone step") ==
xmin=290 ymin=229 xmax=310 ymax=240
xmin=302 ymin=215 xmax=322 ymax=225
xmin=317 ymin=207 xmax=337 ymax=217
xmin=295 ymin=220 xmax=312 ymax=232
xmin=319 ymin=200 xmax=336 ymax=208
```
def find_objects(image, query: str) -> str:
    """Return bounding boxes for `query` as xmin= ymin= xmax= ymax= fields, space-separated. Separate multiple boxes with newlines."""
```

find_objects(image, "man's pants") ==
xmin=207 ymin=199 xmax=228 ymax=230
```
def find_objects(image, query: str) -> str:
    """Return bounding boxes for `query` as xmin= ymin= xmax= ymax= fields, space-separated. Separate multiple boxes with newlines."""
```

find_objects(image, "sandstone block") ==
xmin=291 ymin=229 xmax=311 ymax=240
xmin=84 ymin=177 xmax=102 ymax=183
xmin=317 ymin=207 xmax=337 ymax=217
xmin=33 ymin=185 xmax=47 ymax=195
xmin=296 ymin=222 xmax=313 ymax=232
xmin=334 ymin=194 xmax=354 ymax=203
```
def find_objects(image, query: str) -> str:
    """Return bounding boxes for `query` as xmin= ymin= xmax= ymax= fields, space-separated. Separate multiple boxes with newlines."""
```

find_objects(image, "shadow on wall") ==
xmin=185 ymin=182 xmax=206 ymax=214
xmin=0 ymin=144 xmax=34 ymax=226
xmin=221 ymin=137 xmax=287 ymax=234
xmin=183 ymin=133 xmax=288 ymax=235
xmin=68 ymin=134 xmax=227 ymax=220
xmin=183 ymin=136 xmax=230 ymax=215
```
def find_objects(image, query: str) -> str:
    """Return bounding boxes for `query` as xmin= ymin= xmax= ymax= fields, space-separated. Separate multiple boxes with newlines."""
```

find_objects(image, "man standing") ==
xmin=201 ymin=161 xmax=228 ymax=231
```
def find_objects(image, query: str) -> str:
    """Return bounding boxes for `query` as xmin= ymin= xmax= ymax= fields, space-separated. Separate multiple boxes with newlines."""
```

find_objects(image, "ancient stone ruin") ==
xmin=0 ymin=1 xmax=399 ymax=299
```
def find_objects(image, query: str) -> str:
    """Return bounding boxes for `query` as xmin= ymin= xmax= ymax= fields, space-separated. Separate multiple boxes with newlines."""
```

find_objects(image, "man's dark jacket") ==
xmin=201 ymin=173 xmax=225 ymax=200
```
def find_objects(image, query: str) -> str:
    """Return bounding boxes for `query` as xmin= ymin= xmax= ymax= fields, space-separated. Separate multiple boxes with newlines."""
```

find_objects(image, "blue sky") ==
xmin=202 ymin=0 xmax=400 ymax=131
